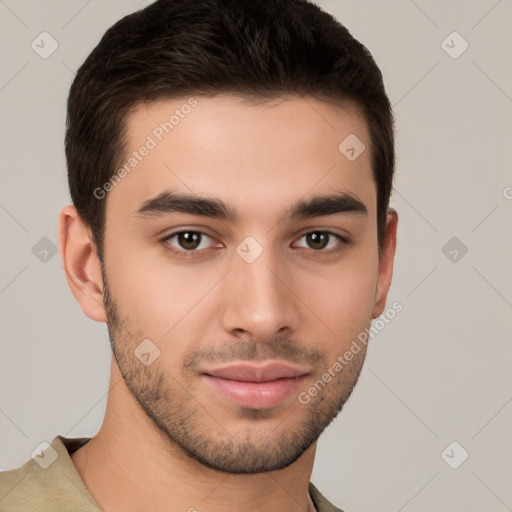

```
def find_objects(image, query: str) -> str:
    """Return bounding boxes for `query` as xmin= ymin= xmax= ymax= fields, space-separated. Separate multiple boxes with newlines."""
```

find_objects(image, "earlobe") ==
xmin=372 ymin=209 xmax=398 ymax=319
xmin=57 ymin=205 xmax=107 ymax=323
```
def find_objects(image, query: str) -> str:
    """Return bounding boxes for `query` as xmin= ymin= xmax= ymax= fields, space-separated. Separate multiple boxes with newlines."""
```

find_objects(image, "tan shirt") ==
xmin=0 ymin=435 xmax=344 ymax=511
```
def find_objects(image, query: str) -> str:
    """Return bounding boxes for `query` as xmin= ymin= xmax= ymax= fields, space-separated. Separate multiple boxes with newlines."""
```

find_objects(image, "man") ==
xmin=0 ymin=0 xmax=397 ymax=510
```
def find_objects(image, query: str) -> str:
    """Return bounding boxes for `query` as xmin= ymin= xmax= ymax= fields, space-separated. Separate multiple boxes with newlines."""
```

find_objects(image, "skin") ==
xmin=58 ymin=94 xmax=398 ymax=512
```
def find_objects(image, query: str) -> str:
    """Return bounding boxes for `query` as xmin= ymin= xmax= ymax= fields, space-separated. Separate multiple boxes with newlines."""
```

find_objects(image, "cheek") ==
xmin=104 ymin=226 xmax=379 ymax=353
xmin=105 ymin=241 xmax=223 ymax=341
xmin=296 ymin=250 xmax=378 ymax=343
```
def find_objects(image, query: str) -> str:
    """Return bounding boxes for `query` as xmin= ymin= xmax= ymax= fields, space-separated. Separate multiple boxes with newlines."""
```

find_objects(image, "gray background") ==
xmin=1 ymin=1 xmax=511 ymax=510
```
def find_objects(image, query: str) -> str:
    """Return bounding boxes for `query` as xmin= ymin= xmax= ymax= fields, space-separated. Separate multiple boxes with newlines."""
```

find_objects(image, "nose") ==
xmin=220 ymin=244 xmax=300 ymax=343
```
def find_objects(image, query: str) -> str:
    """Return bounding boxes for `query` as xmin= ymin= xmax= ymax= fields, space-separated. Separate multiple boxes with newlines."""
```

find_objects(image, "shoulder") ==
xmin=309 ymin=481 xmax=347 ymax=512
xmin=0 ymin=435 xmax=100 ymax=512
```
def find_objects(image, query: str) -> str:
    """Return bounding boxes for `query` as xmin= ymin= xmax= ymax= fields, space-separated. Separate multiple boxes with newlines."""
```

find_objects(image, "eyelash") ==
xmin=161 ymin=230 xmax=349 ymax=257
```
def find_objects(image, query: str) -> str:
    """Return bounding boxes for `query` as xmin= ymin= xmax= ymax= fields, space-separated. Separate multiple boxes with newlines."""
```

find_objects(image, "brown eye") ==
xmin=306 ymin=232 xmax=329 ymax=250
xmin=164 ymin=231 xmax=214 ymax=252
xmin=177 ymin=231 xmax=202 ymax=250
xmin=295 ymin=231 xmax=345 ymax=251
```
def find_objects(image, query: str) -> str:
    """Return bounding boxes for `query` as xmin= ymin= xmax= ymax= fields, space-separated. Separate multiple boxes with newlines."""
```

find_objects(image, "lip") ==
xmin=205 ymin=362 xmax=309 ymax=382
xmin=202 ymin=362 xmax=309 ymax=409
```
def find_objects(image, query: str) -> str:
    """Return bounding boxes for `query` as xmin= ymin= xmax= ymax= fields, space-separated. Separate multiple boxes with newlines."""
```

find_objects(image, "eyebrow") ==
xmin=135 ymin=190 xmax=367 ymax=222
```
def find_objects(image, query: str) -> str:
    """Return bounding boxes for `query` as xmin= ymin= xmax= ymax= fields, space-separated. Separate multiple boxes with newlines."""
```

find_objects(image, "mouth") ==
xmin=202 ymin=362 xmax=310 ymax=409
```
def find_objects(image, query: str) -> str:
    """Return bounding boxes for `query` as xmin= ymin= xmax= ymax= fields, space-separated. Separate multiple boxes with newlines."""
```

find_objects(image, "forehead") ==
xmin=105 ymin=94 xmax=375 ymax=222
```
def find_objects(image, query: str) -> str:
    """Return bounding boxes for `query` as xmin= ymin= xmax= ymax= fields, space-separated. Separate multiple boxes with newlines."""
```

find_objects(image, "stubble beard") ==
xmin=101 ymin=265 xmax=366 ymax=474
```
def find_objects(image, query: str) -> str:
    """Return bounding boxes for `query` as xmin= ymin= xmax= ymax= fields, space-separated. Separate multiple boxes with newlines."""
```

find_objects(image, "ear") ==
xmin=372 ymin=209 xmax=398 ymax=318
xmin=57 ymin=205 xmax=107 ymax=323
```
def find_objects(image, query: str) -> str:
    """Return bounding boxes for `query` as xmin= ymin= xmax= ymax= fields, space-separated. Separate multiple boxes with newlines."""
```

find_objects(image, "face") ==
xmin=100 ymin=94 xmax=388 ymax=474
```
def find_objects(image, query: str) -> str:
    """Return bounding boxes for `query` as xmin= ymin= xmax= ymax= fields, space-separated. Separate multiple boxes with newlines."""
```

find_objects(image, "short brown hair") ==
xmin=65 ymin=0 xmax=394 ymax=259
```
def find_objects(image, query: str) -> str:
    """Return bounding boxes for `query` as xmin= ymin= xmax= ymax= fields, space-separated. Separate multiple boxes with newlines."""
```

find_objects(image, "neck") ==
xmin=71 ymin=357 xmax=318 ymax=512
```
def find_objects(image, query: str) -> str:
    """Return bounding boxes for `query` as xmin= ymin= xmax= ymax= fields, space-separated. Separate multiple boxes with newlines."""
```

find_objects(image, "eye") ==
xmin=161 ymin=229 xmax=347 ymax=256
xmin=163 ymin=230 xmax=220 ymax=252
xmin=294 ymin=231 xmax=347 ymax=252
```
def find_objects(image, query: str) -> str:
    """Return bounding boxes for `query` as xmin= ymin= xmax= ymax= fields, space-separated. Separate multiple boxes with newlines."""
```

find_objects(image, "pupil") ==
xmin=307 ymin=232 xmax=327 ymax=250
xmin=179 ymin=232 xmax=200 ymax=250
